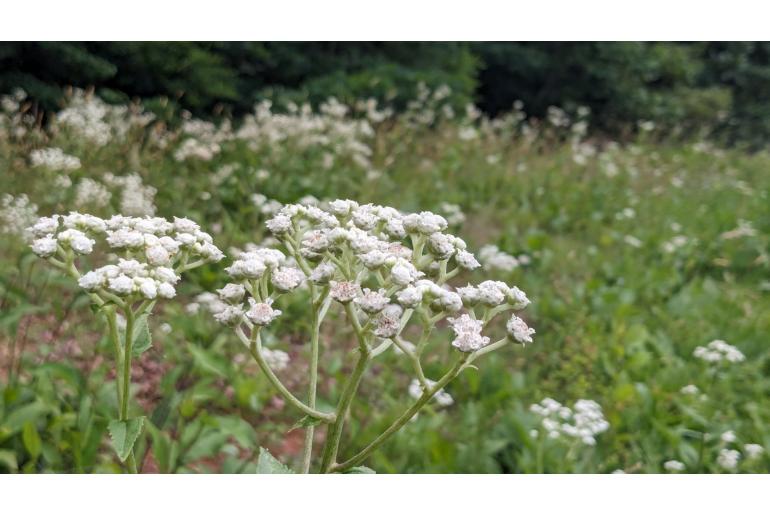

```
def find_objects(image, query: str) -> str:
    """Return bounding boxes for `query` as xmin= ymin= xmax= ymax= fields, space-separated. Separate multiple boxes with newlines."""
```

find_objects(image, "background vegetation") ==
xmin=3 ymin=42 xmax=770 ymax=145
xmin=0 ymin=43 xmax=769 ymax=473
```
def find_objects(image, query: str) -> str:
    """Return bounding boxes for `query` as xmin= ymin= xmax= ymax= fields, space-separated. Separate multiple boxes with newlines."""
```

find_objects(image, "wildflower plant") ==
xmin=27 ymin=212 xmax=224 ymax=472
xmin=212 ymin=199 xmax=534 ymax=473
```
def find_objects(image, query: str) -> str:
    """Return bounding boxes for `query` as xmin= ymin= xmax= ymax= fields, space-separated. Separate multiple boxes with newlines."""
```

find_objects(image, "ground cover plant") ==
xmin=0 ymin=87 xmax=768 ymax=473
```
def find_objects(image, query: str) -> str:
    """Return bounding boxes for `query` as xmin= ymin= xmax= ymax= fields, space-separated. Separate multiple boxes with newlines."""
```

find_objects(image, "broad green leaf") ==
xmin=256 ymin=447 xmax=294 ymax=474
xmin=108 ymin=417 xmax=145 ymax=462
xmin=22 ymin=421 xmax=42 ymax=459
xmin=131 ymin=314 xmax=153 ymax=357
xmin=343 ymin=466 xmax=376 ymax=474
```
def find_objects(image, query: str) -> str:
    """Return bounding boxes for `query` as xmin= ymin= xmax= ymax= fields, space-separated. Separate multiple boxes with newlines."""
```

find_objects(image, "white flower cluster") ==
xmin=438 ymin=202 xmax=466 ymax=226
xmin=1 ymin=194 xmax=38 ymax=239
xmin=103 ymin=173 xmax=157 ymax=216
xmin=212 ymin=199 xmax=535 ymax=400
xmin=478 ymin=244 xmax=520 ymax=272
xmin=530 ymin=398 xmax=610 ymax=446
xmin=29 ymin=147 xmax=81 ymax=171
xmin=693 ymin=339 xmax=745 ymax=364
xmin=28 ymin=213 xmax=224 ymax=300
xmin=717 ymin=449 xmax=741 ymax=470
xmin=663 ymin=460 xmax=685 ymax=472
xmin=55 ymin=89 xmax=155 ymax=146
xmin=75 ymin=178 xmax=112 ymax=209
xmin=236 ymin=99 xmax=375 ymax=170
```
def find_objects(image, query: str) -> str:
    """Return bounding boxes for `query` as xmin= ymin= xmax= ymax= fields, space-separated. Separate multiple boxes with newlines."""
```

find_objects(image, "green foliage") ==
xmin=108 ymin=417 xmax=145 ymax=462
xmin=256 ymin=447 xmax=294 ymax=474
xmin=1 ymin=89 xmax=769 ymax=474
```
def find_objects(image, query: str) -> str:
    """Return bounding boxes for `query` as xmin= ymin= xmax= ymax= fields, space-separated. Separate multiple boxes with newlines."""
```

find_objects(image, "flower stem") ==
xmin=104 ymin=308 xmax=124 ymax=410
xmin=301 ymin=294 xmax=322 ymax=473
xmin=331 ymin=355 xmax=468 ymax=473
xmin=237 ymin=327 xmax=335 ymax=422
xmin=121 ymin=308 xmax=137 ymax=473
xmin=319 ymin=346 xmax=371 ymax=473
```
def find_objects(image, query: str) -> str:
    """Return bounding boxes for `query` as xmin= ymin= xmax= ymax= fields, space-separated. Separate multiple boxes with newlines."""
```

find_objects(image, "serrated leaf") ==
xmin=288 ymin=415 xmax=323 ymax=432
xmin=22 ymin=421 xmax=42 ymax=459
xmin=108 ymin=417 xmax=145 ymax=462
xmin=256 ymin=447 xmax=294 ymax=474
xmin=131 ymin=314 xmax=153 ymax=357
xmin=344 ymin=466 xmax=376 ymax=474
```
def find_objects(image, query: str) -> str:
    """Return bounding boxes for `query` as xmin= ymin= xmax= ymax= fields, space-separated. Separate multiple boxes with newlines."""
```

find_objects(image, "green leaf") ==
xmin=214 ymin=416 xmax=257 ymax=448
xmin=343 ymin=466 xmax=376 ymax=474
xmin=22 ymin=422 xmax=42 ymax=459
xmin=187 ymin=343 xmax=229 ymax=378
xmin=288 ymin=415 xmax=323 ymax=432
xmin=147 ymin=424 xmax=173 ymax=473
xmin=108 ymin=417 xmax=145 ymax=462
xmin=131 ymin=314 xmax=153 ymax=357
xmin=1 ymin=401 xmax=49 ymax=436
xmin=0 ymin=450 xmax=18 ymax=472
xmin=256 ymin=447 xmax=294 ymax=474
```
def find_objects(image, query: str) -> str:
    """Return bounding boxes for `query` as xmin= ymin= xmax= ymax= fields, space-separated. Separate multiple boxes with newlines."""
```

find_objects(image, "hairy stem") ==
xmin=237 ymin=327 xmax=335 ymax=422
xmin=121 ymin=308 xmax=138 ymax=474
xmin=301 ymin=290 xmax=322 ymax=473
xmin=331 ymin=355 xmax=468 ymax=473
xmin=319 ymin=346 xmax=370 ymax=473
xmin=104 ymin=308 xmax=124 ymax=410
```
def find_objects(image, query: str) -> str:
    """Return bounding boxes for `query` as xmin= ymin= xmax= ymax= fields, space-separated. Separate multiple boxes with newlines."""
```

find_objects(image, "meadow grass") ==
xmin=1 ymin=93 xmax=768 ymax=473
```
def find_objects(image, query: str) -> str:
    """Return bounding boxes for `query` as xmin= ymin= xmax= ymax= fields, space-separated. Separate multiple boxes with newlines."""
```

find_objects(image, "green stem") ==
xmin=301 ymin=291 xmax=322 ymax=474
xmin=319 ymin=346 xmax=371 ymax=473
xmin=104 ymin=308 xmax=124 ymax=410
xmin=121 ymin=308 xmax=137 ymax=474
xmin=331 ymin=355 xmax=468 ymax=473
xmin=237 ymin=327 xmax=335 ymax=422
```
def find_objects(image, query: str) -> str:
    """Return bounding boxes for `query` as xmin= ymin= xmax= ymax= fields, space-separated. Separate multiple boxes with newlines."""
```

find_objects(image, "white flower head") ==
xmin=246 ymin=299 xmax=282 ymax=326
xmin=270 ymin=266 xmax=305 ymax=292
xmin=448 ymin=314 xmax=489 ymax=352
xmin=31 ymin=235 xmax=58 ymax=257
xmin=507 ymin=315 xmax=535 ymax=344
xmin=330 ymin=281 xmax=361 ymax=303
xmin=217 ymin=283 xmax=246 ymax=304
xmin=354 ymin=288 xmax=390 ymax=314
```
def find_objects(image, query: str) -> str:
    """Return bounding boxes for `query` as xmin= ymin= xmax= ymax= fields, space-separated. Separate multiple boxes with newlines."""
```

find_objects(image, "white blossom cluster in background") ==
xmin=54 ymin=89 xmax=155 ymax=147
xmin=478 ymin=244 xmax=520 ymax=272
xmin=0 ymin=194 xmax=39 ymax=239
xmin=236 ymin=99 xmax=375 ymax=171
xmin=715 ymin=430 xmax=764 ymax=471
xmin=0 ymin=88 xmax=31 ymax=139
xmin=27 ymin=213 xmax=224 ymax=301
xmin=663 ymin=460 xmax=685 ymax=472
xmin=102 ymin=173 xmax=157 ymax=216
xmin=693 ymin=339 xmax=745 ymax=364
xmin=74 ymin=178 xmax=113 ymax=209
xmin=438 ymin=202 xmax=466 ymax=227
xmin=172 ymin=118 xmax=231 ymax=162
xmin=29 ymin=147 xmax=81 ymax=171
xmin=530 ymin=398 xmax=610 ymax=446
xmin=212 ymin=199 xmax=534 ymax=398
